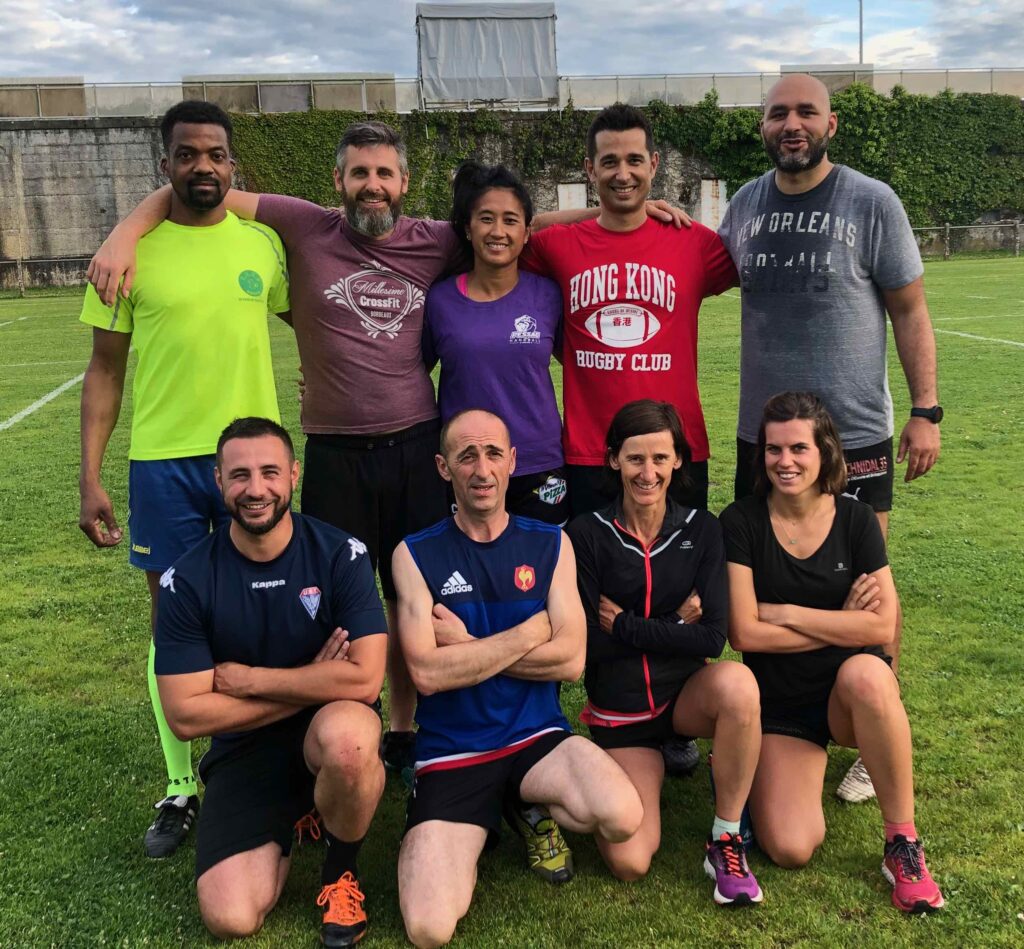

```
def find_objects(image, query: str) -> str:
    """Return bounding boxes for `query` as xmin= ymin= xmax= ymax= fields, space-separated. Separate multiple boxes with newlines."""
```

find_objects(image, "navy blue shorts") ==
xmin=128 ymin=455 xmax=228 ymax=572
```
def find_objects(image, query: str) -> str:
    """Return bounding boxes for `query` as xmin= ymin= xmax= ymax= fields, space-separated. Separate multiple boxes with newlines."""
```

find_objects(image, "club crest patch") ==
xmin=514 ymin=564 xmax=536 ymax=592
xmin=299 ymin=586 xmax=322 ymax=619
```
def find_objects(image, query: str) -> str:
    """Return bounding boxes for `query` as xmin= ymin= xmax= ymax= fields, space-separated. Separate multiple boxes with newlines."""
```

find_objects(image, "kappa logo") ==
xmin=509 ymin=314 xmax=541 ymax=344
xmin=441 ymin=570 xmax=473 ymax=596
xmin=323 ymin=261 xmax=425 ymax=339
xmin=252 ymin=579 xmax=286 ymax=590
xmin=514 ymin=564 xmax=536 ymax=592
xmin=299 ymin=586 xmax=322 ymax=619
xmin=348 ymin=537 xmax=368 ymax=561
xmin=159 ymin=566 xmax=176 ymax=594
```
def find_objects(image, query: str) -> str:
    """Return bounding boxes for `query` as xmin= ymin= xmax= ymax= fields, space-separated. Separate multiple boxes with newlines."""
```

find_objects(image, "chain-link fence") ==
xmin=913 ymin=223 xmax=1023 ymax=260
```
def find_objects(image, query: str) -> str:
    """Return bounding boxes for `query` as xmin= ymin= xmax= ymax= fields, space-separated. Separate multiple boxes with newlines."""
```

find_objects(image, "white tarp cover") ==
xmin=416 ymin=3 xmax=557 ymax=103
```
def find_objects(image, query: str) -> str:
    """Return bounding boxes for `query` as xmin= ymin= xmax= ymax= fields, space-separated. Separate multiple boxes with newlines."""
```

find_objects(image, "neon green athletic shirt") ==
xmin=80 ymin=212 xmax=289 ymax=460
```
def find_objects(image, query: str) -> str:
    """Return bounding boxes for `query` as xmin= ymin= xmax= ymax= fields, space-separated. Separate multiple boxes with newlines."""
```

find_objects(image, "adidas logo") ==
xmin=441 ymin=570 xmax=473 ymax=596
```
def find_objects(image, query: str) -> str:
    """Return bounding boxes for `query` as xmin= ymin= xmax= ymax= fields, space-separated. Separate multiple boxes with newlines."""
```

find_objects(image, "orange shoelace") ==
xmin=317 ymin=871 xmax=366 ymax=926
xmin=717 ymin=834 xmax=748 ymax=877
xmin=294 ymin=809 xmax=322 ymax=845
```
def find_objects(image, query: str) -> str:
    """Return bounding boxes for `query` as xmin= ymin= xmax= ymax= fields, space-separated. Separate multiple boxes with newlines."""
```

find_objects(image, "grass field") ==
xmin=1 ymin=257 xmax=1022 ymax=948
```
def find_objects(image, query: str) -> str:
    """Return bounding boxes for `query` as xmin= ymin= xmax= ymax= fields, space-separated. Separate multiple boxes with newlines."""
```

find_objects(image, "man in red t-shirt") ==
xmin=525 ymin=104 xmax=737 ymax=516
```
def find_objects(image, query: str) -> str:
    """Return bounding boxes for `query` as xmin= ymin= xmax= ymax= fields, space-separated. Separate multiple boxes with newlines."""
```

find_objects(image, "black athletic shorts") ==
xmin=405 ymin=731 xmax=572 ymax=834
xmin=194 ymin=701 xmax=383 ymax=879
xmin=194 ymin=708 xmax=319 ymax=879
xmin=567 ymin=461 xmax=709 ymax=520
xmin=760 ymin=700 xmax=833 ymax=750
xmin=587 ymin=700 xmax=679 ymax=751
xmin=735 ymin=437 xmax=894 ymax=513
xmin=448 ymin=467 xmax=569 ymax=526
xmin=301 ymin=420 xmax=449 ymax=600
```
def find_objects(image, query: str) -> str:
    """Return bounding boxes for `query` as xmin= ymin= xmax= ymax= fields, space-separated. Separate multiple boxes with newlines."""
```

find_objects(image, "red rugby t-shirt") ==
xmin=524 ymin=217 xmax=737 ymax=465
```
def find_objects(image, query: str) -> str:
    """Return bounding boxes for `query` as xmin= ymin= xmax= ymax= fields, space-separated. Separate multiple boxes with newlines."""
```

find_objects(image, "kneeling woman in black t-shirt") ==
xmin=567 ymin=400 xmax=763 ymax=907
xmin=721 ymin=391 xmax=944 ymax=914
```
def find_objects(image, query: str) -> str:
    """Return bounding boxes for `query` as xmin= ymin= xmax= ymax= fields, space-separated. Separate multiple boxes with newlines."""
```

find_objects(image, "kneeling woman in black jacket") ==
xmin=566 ymin=400 xmax=763 ymax=906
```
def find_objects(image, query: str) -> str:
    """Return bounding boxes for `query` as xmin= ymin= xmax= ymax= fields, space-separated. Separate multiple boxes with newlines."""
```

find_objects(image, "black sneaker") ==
xmin=143 ymin=794 xmax=199 ymax=858
xmin=662 ymin=736 xmax=700 ymax=778
xmin=381 ymin=730 xmax=416 ymax=787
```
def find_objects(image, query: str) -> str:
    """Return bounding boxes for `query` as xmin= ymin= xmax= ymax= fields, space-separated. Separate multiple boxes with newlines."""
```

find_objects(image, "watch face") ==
xmin=914 ymin=406 xmax=943 ymax=423
xmin=932 ymin=405 xmax=944 ymax=423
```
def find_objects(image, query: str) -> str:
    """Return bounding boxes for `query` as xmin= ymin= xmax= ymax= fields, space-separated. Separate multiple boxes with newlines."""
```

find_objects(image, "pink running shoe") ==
xmin=882 ymin=835 xmax=945 ymax=913
xmin=704 ymin=833 xmax=763 ymax=906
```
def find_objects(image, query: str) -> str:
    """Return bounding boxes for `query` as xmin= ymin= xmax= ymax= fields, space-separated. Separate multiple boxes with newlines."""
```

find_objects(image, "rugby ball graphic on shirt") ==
xmin=584 ymin=304 xmax=661 ymax=348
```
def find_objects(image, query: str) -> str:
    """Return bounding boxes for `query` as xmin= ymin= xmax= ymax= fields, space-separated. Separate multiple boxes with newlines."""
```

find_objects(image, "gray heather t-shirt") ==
xmin=257 ymin=195 xmax=460 ymax=435
xmin=718 ymin=165 xmax=922 ymax=448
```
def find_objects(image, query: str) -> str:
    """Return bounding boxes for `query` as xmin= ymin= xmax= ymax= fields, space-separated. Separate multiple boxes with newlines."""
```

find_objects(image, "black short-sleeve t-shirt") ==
xmin=720 ymin=494 xmax=888 ymax=704
xmin=155 ymin=513 xmax=386 ymax=745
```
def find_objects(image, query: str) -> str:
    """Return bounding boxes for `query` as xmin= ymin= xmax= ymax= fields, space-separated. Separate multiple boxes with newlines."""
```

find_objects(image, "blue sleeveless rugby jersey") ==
xmin=405 ymin=515 xmax=570 ymax=773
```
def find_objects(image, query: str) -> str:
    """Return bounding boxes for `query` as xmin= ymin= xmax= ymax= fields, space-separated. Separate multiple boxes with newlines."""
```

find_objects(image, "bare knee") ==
xmin=403 ymin=907 xmax=460 ymax=949
xmin=714 ymin=662 xmax=761 ymax=722
xmin=316 ymin=725 xmax=380 ymax=785
xmin=599 ymin=788 xmax=644 ymax=843
xmin=605 ymin=845 xmax=655 ymax=882
xmin=757 ymin=830 xmax=823 ymax=869
xmin=836 ymin=658 xmax=898 ymax=716
xmin=199 ymin=900 xmax=268 ymax=940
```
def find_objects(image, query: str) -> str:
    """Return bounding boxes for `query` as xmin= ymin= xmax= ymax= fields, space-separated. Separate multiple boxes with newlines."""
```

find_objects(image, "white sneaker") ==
xmin=836 ymin=756 xmax=876 ymax=803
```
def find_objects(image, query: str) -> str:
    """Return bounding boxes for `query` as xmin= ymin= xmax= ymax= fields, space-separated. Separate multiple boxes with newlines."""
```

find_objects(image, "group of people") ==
xmin=78 ymin=72 xmax=945 ymax=947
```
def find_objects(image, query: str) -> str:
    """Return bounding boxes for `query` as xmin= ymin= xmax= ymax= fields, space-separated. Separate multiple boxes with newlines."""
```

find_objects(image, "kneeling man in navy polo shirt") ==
xmin=155 ymin=416 xmax=387 ymax=948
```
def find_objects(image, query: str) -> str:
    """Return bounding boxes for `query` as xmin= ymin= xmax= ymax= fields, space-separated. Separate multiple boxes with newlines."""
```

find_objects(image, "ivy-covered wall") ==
xmin=231 ymin=85 xmax=1024 ymax=227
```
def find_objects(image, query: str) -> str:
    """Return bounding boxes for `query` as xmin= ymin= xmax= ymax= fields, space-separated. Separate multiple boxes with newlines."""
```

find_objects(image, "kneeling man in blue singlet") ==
xmin=392 ymin=409 xmax=643 ymax=948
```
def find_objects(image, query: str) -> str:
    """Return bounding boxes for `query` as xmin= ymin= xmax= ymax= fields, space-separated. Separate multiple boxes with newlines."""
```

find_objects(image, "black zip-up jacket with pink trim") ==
xmin=566 ymin=498 xmax=728 ymax=717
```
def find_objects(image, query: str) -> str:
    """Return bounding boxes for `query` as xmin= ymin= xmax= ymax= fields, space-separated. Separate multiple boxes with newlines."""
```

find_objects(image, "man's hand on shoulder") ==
xmin=646 ymin=199 xmax=692 ymax=229
xmin=897 ymin=416 xmax=940 ymax=482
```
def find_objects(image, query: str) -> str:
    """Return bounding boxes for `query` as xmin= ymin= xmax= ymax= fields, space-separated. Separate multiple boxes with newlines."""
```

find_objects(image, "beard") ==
xmin=343 ymin=188 xmax=403 ymax=238
xmin=764 ymin=131 xmax=831 ymax=173
xmin=178 ymin=176 xmax=226 ymax=211
xmin=227 ymin=495 xmax=291 ymax=536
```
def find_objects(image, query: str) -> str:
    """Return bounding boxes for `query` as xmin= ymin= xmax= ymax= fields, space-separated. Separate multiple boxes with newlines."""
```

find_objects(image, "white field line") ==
xmin=0 ymin=316 xmax=28 ymax=328
xmin=964 ymin=295 xmax=993 ymax=300
xmin=720 ymin=291 xmax=741 ymax=299
xmin=934 ymin=329 xmax=1024 ymax=349
xmin=933 ymin=314 xmax=1016 ymax=323
xmin=0 ymin=372 xmax=85 ymax=431
xmin=2 ymin=359 xmax=85 ymax=368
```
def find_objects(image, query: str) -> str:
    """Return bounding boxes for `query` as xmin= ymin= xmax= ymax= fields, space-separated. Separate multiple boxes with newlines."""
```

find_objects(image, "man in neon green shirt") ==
xmin=78 ymin=100 xmax=289 ymax=858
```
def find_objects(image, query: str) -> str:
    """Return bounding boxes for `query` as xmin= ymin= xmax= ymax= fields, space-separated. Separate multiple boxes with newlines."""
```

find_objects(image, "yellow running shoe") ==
xmin=510 ymin=805 xmax=574 ymax=884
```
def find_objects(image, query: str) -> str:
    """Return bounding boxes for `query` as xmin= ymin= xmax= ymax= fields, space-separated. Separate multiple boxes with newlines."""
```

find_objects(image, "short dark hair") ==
xmin=335 ymin=121 xmax=408 ymax=177
xmin=160 ymin=100 xmax=233 ymax=152
xmin=604 ymin=399 xmax=692 ymax=494
xmin=753 ymin=392 xmax=847 ymax=497
xmin=450 ymin=160 xmax=534 ymax=263
xmin=439 ymin=408 xmax=510 ymax=456
xmin=216 ymin=417 xmax=294 ymax=466
xmin=586 ymin=103 xmax=654 ymax=161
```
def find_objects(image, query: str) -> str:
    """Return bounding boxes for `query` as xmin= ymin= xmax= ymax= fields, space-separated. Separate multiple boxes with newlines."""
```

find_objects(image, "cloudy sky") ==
xmin=0 ymin=0 xmax=1019 ymax=82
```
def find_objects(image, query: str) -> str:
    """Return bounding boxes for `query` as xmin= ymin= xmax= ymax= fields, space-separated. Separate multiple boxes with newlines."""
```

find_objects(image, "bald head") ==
xmin=439 ymin=409 xmax=511 ymax=457
xmin=764 ymin=73 xmax=832 ymax=117
xmin=437 ymin=409 xmax=516 ymax=523
xmin=760 ymin=73 xmax=837 ymax=178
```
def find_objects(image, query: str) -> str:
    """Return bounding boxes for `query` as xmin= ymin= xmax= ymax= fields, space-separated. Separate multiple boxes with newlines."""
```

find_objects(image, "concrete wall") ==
xmin=0 ymin=118 xmax=164 ymax=262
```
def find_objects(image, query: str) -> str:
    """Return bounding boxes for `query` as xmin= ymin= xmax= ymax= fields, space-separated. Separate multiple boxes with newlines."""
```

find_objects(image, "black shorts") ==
xmin=567 ymin=461 xmax=709 ymax=520
xmin=734 ymin=437 xmax=894 ymax=513
xmin=301 ymin=420 xmax=449 ymax=600
xmin=587 ymin=701 xmax=679 ymax=751
xmin=760 ymin=700 xmax=833 ymax=750
xmin=405 ymin=731 xmax=571 ymax=834
xmin=194 ymin=709 xmax=318 ymax=880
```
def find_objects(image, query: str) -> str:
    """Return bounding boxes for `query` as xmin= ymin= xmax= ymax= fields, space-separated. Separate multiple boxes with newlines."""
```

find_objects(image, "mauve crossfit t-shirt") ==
xmin=256 ymin=195 xmax=461 ymax=435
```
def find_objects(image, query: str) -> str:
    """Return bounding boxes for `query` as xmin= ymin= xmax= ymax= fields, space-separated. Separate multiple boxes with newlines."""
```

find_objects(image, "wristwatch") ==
xmin=910 ymin=405 xmax=943 ymax=423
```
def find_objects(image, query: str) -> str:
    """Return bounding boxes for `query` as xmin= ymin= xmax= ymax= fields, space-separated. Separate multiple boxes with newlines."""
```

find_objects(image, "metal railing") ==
xmin=2 ymin=68 xmax=1023 ymax=120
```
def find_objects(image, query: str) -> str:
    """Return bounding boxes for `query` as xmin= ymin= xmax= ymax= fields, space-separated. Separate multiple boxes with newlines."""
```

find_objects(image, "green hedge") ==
xmin=231 ymin=86 xmax=1024 ymax=227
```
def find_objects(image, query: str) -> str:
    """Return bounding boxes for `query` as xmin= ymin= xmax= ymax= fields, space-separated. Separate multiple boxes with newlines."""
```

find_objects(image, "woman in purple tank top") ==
xmin=423 ymin=162 xmax=567 ymax=526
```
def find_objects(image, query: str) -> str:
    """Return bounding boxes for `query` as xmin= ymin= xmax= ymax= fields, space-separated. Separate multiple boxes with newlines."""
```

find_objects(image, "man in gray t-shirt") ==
xmin=718 ymin=73 xmax=942 ymax=802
